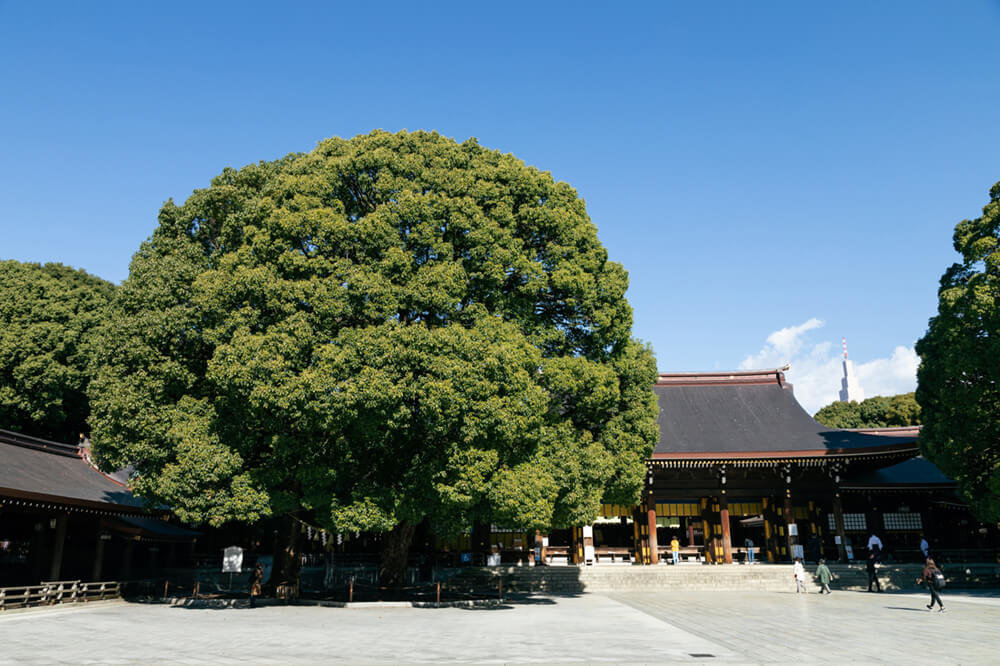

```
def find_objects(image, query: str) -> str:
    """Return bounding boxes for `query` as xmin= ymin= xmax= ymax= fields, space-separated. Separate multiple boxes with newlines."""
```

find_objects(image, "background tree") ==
xmin=813 ymin=393 xmax=920 ymax=429
xmin=89 ymin=130 xmax=659 ymax=583
xmin=0 ymin=260 xmax=113 ymax=441
xmin=916 ymin=181 xmax=1000 ymax=523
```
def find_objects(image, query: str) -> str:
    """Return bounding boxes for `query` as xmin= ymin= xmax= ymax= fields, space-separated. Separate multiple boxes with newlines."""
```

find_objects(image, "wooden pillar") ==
xmin=700 ymin=497 xmax=713 ymax=563
xmin=631 ymin=510 xmax=641 ymax=563
xmin=646 ymin=501 xmax=659 ymax=564
xmin=633 ymin=506 xmax=650 ymax=564
xmin=832 ymin=491 xmax=848 ymax=562
xmin=762 ymin=497 xmax=775 ymax=562
xmin=783 ymin=487 xmax=798 ymax=560
xmin=807 ymin=500 xmax=818 ymax=537
xmin=92 ymin=532 xmax=106 ymax=581
xmin=48 ymin=514 xmax=68 ymax=581
xmin=31 ymin=522 xmax=44 ymax=583
xmin=122 ymin=538 xmax=135 ymax=579
xmin=865 ymin=497 xmax=881 ymax=544
xmin=719 ymin=493 xmax=733 ymax=564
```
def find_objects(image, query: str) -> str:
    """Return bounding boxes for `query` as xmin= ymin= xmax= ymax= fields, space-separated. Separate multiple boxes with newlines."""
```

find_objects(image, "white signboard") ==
xmin=791 ymin=544 xmax=804 ymax=559
xmin=582 ymin=525 xmax=593 ymax=539
xmin=788 ymin=524 xmax=798 ymax=536
xmin=834 ymin=535 xmax=842 ymax=544
xmin=223 ymin=545 xmax=244 ymax=573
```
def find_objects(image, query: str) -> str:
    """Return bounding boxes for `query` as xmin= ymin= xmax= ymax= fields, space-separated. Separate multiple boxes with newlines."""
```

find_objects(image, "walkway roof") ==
xmin=0 ymin=428 xmax=146 ymax=514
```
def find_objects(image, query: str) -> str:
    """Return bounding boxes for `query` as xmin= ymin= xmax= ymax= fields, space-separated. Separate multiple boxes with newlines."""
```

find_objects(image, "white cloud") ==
xmin=738 ymin=319 xmax=919 ymax=415
xmin=855 ymin=346 xmax=920 ymax=399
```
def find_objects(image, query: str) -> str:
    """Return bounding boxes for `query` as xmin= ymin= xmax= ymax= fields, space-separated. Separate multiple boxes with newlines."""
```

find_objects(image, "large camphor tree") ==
xmin=916 ymin=181 xmax=1000 ymax=524
xmin=0 ymin=260 xmax=113 ymax=441
xmin=89 ymin=130 xmax=659 ymax=583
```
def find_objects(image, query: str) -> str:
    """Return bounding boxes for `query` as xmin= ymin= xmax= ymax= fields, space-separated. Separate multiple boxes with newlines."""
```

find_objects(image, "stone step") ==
xmin=444 ymin=562 xmax=1000 ymax=594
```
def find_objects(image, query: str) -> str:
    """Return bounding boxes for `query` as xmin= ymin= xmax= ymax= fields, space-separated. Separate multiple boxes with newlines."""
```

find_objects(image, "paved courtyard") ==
xmin=1 ymin=589 xmax=998 ymax=664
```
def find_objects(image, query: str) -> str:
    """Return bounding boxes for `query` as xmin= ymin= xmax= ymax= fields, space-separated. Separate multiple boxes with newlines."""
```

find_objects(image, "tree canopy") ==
xmin=89 ymin=131 xmax=659 ymax=552
xmin=916 ymin=181 xmax=1000 ymax=523
xmin=813 ymin=393 xmax=920 ymax=429
xmin=0 ymin=260 xmax=113 ymax=441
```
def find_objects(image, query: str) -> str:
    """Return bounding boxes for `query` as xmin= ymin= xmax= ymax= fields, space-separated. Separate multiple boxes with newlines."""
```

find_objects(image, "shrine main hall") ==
xmin=565 ymin=368 xmax=986 ymax=566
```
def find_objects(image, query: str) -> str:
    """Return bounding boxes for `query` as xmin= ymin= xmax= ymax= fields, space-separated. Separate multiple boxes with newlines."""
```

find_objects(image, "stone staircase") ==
xmin=443 ymin=562 xmax=1000 ymax=595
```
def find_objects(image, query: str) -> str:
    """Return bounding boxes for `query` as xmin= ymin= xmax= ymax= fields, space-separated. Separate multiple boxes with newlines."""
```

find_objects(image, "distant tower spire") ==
xmin=839 ymin=337 xmax=865 ymax=402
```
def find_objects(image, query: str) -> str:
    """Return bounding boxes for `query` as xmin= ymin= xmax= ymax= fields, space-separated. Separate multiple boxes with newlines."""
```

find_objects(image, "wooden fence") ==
xmin=0 ymin=580 xmax=121 ymax=611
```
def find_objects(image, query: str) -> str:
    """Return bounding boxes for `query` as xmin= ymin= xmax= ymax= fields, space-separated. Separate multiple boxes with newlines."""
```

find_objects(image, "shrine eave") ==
xmin=647 ymin=441 xmax=918 ymax=469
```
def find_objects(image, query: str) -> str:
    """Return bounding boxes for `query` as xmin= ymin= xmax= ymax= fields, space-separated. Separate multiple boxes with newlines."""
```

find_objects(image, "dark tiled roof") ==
xmin=0 ymin=428 xmax=145 ymax=511
xmin=653 ymin=373 xmax=919 ymax=456
xmin=841 ymin=456 xmax=955 ymax=488
xmin=111 ymin=515 xmax=200 ymax=540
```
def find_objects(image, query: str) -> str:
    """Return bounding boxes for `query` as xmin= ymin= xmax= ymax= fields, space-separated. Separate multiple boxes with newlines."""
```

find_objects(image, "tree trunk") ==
xmin=378 ymin=522 xmax=416 ymax=588
xmin=266 ymin=514 xmax=301 ymax=590
xmin=472 ymin=522 xmax=491 ymax=566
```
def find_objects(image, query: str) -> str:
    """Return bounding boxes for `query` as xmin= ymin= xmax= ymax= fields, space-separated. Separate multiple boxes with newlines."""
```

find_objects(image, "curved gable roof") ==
xmin=652 ymin=370 xmax=918 ymax=458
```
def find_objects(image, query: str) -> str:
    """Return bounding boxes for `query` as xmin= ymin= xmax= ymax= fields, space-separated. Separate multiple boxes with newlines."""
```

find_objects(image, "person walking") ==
xmin=249 ymin=562 xmax=263 ymax=608
xmin=918 ymin=558 xmax=946 ymax=612
xmin=793 ymin=557 xmax=807 ymax=593
xmin=867 ymin=533 xmax=883 ymax=559
xmin=866 ymin=551 xmax=882 ymax=592
xmin=745 ymin=537 xmax=755 ymax=564
xmin=670 ymin=535 xmax=680 ymax=565
xmin=815 ymin=558 xmax=834 ymax=594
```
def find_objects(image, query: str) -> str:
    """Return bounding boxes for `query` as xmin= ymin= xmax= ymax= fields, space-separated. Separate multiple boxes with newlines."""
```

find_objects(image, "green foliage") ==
xmin=813 ymin=393 xmax=920 ymax=429
xmin=916 ymin=182 xmax=1000 ymax=524
xmin=0 ymin=260 xmax=113 ymax=441
xmin=89 ymin=130 xmax=659 ymax=532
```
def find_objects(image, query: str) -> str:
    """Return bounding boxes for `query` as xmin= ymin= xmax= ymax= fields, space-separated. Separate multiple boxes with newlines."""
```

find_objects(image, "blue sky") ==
xmin=2 ymin=1 xmax=999 ymax=413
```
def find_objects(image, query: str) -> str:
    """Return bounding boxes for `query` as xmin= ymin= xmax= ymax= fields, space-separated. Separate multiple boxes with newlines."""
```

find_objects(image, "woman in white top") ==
xmin=793 ymin=557 xmax=807 ymax=593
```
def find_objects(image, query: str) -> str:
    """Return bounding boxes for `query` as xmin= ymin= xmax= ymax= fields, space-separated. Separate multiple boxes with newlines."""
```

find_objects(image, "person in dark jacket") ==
xmin=866 ymin=551 xmax=881 ymax=592
xmin=918 ymin=558 xmax=945 ymax=612
xmin=249 ymin=562 xmax=263 ymax=608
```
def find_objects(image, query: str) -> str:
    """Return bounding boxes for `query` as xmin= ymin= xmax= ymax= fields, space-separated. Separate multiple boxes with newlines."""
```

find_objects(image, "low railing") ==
xmin=0 ymin=580 xmax=121 ymax=611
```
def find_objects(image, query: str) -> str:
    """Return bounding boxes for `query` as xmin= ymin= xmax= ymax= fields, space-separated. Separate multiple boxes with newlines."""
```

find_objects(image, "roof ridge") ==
xmin=656 ymin=367 xmax=789 ymax=386
xmin=0 ymin=428 xmax=80 ymax=458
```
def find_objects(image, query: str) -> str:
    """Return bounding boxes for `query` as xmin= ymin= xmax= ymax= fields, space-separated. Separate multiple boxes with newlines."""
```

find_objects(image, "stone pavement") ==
xmin=1 ymin=589 xmax=998 ymax=664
